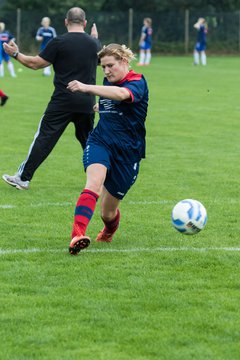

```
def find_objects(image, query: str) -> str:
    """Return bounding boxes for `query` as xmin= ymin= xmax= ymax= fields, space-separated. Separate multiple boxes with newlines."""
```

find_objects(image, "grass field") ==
xmin=1 ymin=55 xmax=240 ymax=360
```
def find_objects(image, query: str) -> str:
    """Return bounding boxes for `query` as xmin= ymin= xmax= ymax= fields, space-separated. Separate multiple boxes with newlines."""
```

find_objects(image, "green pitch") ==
xmin=1 ymin=56 xmax=240 ymax=359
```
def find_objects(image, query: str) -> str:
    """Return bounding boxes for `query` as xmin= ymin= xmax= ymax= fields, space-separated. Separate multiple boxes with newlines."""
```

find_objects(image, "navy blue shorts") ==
xmin=0 ymin=51 xmax=10 ymax=63
xmin=83 ymin=143 xmax=140 ymax=200
xmin=140 ymin=41 xmax=151 ymax=50
xmin=195 ymin=42 xmax=206 ymax=51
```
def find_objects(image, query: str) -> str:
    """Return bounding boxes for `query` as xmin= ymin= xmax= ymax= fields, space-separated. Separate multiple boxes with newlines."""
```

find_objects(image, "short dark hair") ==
xmin=66 ymin=7 xmax=86 ymax=25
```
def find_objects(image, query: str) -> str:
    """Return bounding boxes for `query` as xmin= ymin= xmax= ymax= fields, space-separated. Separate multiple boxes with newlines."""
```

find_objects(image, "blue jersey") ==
xmin=197 ymin=25 xmax=207 ymax=45
xmin=88 ymin=70 xmax=148 ymax=163
xmin=0 ymin=30 xmax=14 ymax=45
xmin=195 ymin=24 xmax=207 ymax=51
xmin=0 ymin=30 xmax=14 ymax=62
xmin=36 ymin=26 xmax=56 ymax=50
xmin=140 ymin=26 xmax=153 ymax=50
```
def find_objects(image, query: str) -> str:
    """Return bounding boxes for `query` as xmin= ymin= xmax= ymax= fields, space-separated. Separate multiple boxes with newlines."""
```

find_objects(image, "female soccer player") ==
xmin=137 ymin=17 xmax=153 ymax=66
xmin=193 ymin=17 xmax=208 ymax=66
xmin=35 ymin=17 xmax=57 ymax=76
xmin=67 ymin=43 xmax=149 ymax=255
xmin=0 ymin=22 xmax=16 ymax=77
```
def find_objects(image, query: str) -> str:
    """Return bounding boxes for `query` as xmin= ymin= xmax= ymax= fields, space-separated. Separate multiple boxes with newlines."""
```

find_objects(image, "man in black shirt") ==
xmin=2 ymin=7 xmax=101 ymax=190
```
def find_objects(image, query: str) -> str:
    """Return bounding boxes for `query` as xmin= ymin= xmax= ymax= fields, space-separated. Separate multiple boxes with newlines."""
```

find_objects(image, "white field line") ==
xmin=1 ymin=198 xmax=239 ymax=209
xmin=0 ymin=200 xmax=173 ymax=209
xmin=0 ymin=202 xmax=73 ymax=209
xmin=0 ymin=204 xmax=16 ymax=208
xmin=1 ymin=246 xmax=240 ymax=256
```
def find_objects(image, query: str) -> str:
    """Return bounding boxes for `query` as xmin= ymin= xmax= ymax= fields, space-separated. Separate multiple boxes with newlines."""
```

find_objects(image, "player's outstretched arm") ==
xmin=3 ymin=41 xmax=50 ymax=70
xmin=67 ymin=80 xmax=131 ymax=101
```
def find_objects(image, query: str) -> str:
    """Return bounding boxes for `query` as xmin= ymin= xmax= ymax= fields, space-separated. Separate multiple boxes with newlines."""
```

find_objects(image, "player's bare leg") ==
xmin=145 ymin=49 xmax=151 ymax=65
xmin=96 ymin=188 xmax=121 ymax=242
xmin=137 ymin=49 xmax=146 ymax=66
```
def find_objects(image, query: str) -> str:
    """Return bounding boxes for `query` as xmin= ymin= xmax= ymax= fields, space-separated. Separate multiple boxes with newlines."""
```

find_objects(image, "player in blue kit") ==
xmin=67 ymin=43 xmax=149 ymax=255
xmin=0 ymin=22 xmax=16 ymax=77
xmin=137 ymin=17 xmax=153 ymax=66
xmin=193 ymin=17 xmax=208 ymax=66
xmin=36 ymin=17 xmax=56 ymax=76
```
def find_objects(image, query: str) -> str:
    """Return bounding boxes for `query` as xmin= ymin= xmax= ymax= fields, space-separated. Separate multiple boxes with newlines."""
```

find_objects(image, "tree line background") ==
xmin=1 ymin=0 xmax=240 ymax=53
xmin=1 ymin=0 xmax=240 ymax=12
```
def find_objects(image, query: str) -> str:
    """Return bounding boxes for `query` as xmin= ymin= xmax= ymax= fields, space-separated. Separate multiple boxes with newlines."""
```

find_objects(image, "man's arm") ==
xmin=3 ymin=41 xmax=50 ymax=70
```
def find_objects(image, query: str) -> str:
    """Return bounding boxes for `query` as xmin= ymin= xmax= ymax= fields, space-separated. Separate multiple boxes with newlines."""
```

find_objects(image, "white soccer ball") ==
xmin=171 ymin=199 xmax=207 ymax=235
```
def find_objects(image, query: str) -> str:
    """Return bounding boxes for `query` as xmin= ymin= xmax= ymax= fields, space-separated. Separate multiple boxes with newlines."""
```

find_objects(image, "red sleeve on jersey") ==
xmin=124 ymin=88 xmax=134 ymax=103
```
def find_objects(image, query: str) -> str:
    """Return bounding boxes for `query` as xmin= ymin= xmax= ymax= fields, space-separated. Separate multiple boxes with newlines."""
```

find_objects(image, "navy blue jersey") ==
xmin=0 ymin=30 xmax=14 ymax=45
xmin=88 ymin=70 xmax=148 ymax=163
xmin=140 ymin=26 xmax=153 ymax=49
xmin=197 ymin=24 xmax=207 ymax=45
xmin=36 ymin=26 xmax=56 ymax=50
xmin=0 ymin=30 xmax=15 ymax=62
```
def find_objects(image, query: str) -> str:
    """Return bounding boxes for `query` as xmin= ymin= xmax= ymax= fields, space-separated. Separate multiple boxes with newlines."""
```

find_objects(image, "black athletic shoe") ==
xmin=1 ymin=96 xmax=9 ymax=106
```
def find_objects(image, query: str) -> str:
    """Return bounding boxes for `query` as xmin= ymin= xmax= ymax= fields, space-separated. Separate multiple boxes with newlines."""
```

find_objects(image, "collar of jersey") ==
xmin=116 ymin=70 xmax=142 ymax=85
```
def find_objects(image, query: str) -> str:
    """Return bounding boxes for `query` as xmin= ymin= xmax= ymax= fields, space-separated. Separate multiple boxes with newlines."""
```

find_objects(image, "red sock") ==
xmin=72 ymin=188 xmax=99 ymax=238
xmin=102 ymin=209 xmax=120 ymax=233
xmin=0 ymin=90 xmax=6 ymax=97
